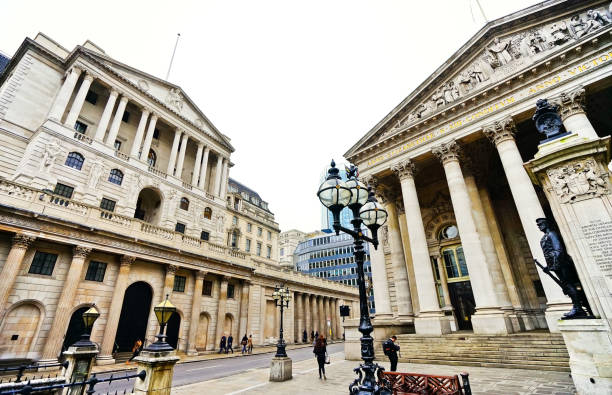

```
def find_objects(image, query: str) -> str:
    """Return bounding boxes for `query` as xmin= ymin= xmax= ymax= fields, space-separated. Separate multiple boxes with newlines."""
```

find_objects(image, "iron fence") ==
xmin=0 ymin=362 xmax=69 ymax=384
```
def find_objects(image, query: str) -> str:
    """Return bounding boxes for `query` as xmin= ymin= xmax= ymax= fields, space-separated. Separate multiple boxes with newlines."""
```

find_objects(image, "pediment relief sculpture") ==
xmin=165 ymin=88 xmax=184 ymax=113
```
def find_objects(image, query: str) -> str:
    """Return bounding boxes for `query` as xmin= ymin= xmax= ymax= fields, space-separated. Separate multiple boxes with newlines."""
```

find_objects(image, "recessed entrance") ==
xmin=134 ymin=188 xmax=162 ymax=224
xmin=166 ymin=312 xmax=181 ymax=350
xmin=441 ymin=244 xmax=476 ymax=330
xmin=114 ymin=282 xmax=153 ymax=352
xmin=61 ymin=306 xmax=89 ymax=352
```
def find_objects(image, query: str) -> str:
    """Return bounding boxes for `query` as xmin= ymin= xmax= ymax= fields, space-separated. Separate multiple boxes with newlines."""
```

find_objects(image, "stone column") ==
xmin=130 ymin=108 xmax=150 ymax=158
xmin=198 ymin=147 xmax=210 ymax=190
xmin=97 ymin=255 xmax=135 ymax=364
xmin=213 ymin=155 xmax=224 ymax=197
xmin=311 ymin=295 xmax=319 ymax=334
xmin=64 ymin=72 xmax=95 ymax=128
xmin=238 ymin=280 xmax=250 ymax=337
xmin=318 ymin=296 xmax=326 ymax=337
xmin=295 ymin=292 xmax=304 ymax=342
xmin=175 ymin=133 xmax=189 ymax=179
xmin=0 ymin=234 xmax=35 ymax=318
xmin=41 ymin=246 xmax=92 ymax=362
xmin=432 ymin=140 xmax=513 ymax=335
xmin=334 ymin=299 xmax=341 ymax=339
xmin=105 ymin=95 xmax=129 ymax=145
xmin=166 ymin=129 xmax=182 ymax=175
xmin=483 ymin=118 xmax=569 ymax=330
xmin=187 ymin=270 xmax=205 ymax=356
xmin=392 ymin=159 xmax=448 ymax=335
xmin=220 ymin=160 xmax=230 ymax=199
xmin=162 ymin=265 xmax=178 ymax=300
xmin=192 ymin=142 xmax=204 ymax=186
xmin=94 ymin=88 xmax=119 ymax=141
xmin=140 ymin=114 xmax=158 ymax=164
xmin=553 ymin=86 xmax=598 ymax=140
xmin=304 ymin=294 xmax=312 ymax=339
xmin=215 ymin=277 xmax=229 ymax=342
xmin=48 ymin=66 xmax=82 ymax=121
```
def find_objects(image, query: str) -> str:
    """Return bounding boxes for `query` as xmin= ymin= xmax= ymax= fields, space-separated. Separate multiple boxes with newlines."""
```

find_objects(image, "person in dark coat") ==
xmin=313 ymin=335 xmax=327 ymax=380
xmin=227 ymin=334 xmax=234 ymax=354
xmin=219 ymin=335 xmax=226 ymax=354
xmin=241 ymin=334 xmax=248 ymax=354
xmin=310 ymin=330 xmax=315 ymax=342
xmin=383 ymin=335 xmax=400 ymax=372
xmin=302 ymin=329 xmax=308 ymax=343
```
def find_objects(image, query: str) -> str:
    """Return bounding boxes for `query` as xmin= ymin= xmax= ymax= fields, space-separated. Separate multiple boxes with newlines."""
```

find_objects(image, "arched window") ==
xmin=108 ymin=169 xmax=124 ymax=185
xmin=441 ymin=245 xmax=469 ymax=280
xmin=65 ymin=152 xmax=84 ymax=170
xmin=438 ymin=225 xmax=459 ymax=241
xmin=231 ymin=230 xmax=238 ymax=248
xmin=204 ymin=207 xmax=212 ymax=219
xmin=180 ymin=197 xmax=189 ymax=210
xmin=147 ymin=149 xmax=157 ymax=167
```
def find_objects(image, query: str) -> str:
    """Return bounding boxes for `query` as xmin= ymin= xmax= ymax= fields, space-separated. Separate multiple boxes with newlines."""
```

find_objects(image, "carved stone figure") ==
xmin=431 ymin=88 xmax=445 ymax=108
xmin=216 ymin=214 xmax=225 ymax=233
xmin=165 ymin=88 xmax=184 ymax=112
xmin=585 ymin=9 xmax=610 ymax=31
xmin=470 ymin=63 xmax=487 ymax=83
xmin=569 ymin=15 xmax=590 ymax=38
xmin=548 ymin=158 xmax=609 ymax=203
xmin=535 ymin=218 xmax=592 ymax=319
xmin=487 ymin=37 xmax=513 ymax=67
xmin=525 ymin=31 xmax=548 ymax=55
xmin=443 ymin=81 xmax=460 ymax=103
xmin=532 ymin=99 xmax=565 ymax=141
xmin=40 ymin=138 xmax=62 ymax=173
xmin=549 ymin=22 xmax=571 ymax=45
xmin=88 ymin=159 xmax=105 ymax=189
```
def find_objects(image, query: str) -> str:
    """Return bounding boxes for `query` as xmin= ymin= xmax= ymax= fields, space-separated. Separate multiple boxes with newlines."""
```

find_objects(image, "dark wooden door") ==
xmin=447 ymin=281 xmax=476 ymax=331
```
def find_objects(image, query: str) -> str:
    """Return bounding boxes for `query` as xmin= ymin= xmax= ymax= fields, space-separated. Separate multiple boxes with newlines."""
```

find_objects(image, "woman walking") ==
xmin=313 ymin=334 xmax=327 ymax=380
xmin=247 ymin=335 xmax=253 ymax=354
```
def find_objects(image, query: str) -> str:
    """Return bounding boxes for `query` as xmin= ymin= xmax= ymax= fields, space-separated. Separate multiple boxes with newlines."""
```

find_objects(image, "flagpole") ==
xmin=165 ymin=33 xmax=181 ymax=81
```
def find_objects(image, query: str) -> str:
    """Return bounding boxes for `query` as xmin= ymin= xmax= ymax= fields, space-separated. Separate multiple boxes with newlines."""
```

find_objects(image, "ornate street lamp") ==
xmin=272 ymin=284 xmax=291 ymax=358
xmin=72 ymin=304 xmax=100 ymax=347
xmin=317 ymin=160 xmax=389 ymax=395
xmin=145 ymin=294 xmax=176 ymax=352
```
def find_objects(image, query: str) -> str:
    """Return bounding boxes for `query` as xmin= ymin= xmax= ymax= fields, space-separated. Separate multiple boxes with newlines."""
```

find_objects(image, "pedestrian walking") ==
xmin=227 ymin=334 xmax=234 ymax=354
xmin=247 ymin=334 xmax=253 ymax=354
xmin=126 ymin=338 xmax=142 ymax=364
xmin=219 ymin=335 xmax=227 ymax=354
xmin=383 ymin=335 xmax=400 ymax=372
xmin=241 ymin=334 xmax=248 ymax=354
xmin=310 ymin=330 xmax=315 ymax=342
xmin=302 ymin=329 xmax=308 ymax=343
xmin=313 ymin=335 xmax=327 ymax=380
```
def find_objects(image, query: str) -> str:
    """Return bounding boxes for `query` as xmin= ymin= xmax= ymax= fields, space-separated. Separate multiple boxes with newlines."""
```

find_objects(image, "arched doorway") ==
xmin=61 ymin=306 xmax=89 ymax=352
xmin=166 ymin=312 xmax=181 ymax=350
xmin=196 ymin=313 xmax=210 ymax=350
xmin=134 ymin=188 xmax=162 ymax=224
xmin=0 ymin=303 xmax=42 ymax=359
xmin=224 ymin=313 xmax=234 ymax=336
xmin=441 ymin=243 xmax=476 ymax=331
xmin=114 ymin=282 xmax=153 ymax=352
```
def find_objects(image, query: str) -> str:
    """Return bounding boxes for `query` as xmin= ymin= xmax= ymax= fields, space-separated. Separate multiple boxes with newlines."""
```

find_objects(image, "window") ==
xmin=202 ymin=280 xmax=213 ymax=296
xmin=85 ymin=261 xmax=107 ymax=282
xmin=231 ymin=230 xmax=238 ymax=248
xmin=122 ymin=111 xmax=130 ymax=123
xmin=147 ymin=149 xmax=156 ymax=167
xmin=246 ymin=239 xmax=251 ymax=252
xmin=108 ymin=169 xmax=124 ymax=185
xmin=85 ymin=90 xmax=98 ymax=105
xmin=267 ymin=231 xmax=271 ymax=240
xmin=175 ymin=222 xmax=186 ymax=234
xmin=442 ymin=246 xmax=469 ymax=281
xmin=65 ymin=152 xmax=84 ymax=170
xmin=173 ymin=275 xmax=186 ymax=292
xmin=232 ymin=216 xmax=238 ymax=225
xmin=280 ymin=248 xmax=284 ymax=256
xmin=234 ymin=198 xmax=240 ymax=210
xmin=53 ymin=183 xmax=74 ymax=199
xmin=200 ymin=231 xmax=210 ymax=241
xmin=266 ymin=246 xmax=271 ymax=259
xmin=74 ymin=120 xmax=88 ymax=134
xmin=114 ymin=140 xmax=122 ymax=151
xmin=439 ymin=225 xmax=459 ymax=241
xmin=153 ymin=128 xmax=160 ymax=139
xmin=100 ymin=198 xmax=116 ymax=212
xmin=180 ymin=197 xmax=190 ymax=210
xmin=257 ymin=227 xmax=262 ymax=237
xmin=204 ymin=207 xmax=212 ymax=219
xmin=227 ymin=284 xmax=235 ymax=299
xmin=256 ymin=242 xmax=262 ymax=256
xmin=29 ymin=251 xmax=57 ymax=276
xmin=247 ymin=223 xmax=252 ymax=232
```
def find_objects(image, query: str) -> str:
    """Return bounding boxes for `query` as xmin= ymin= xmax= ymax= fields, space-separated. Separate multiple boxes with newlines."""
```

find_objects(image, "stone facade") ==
xmin=0 ymin=33 xmax=358 ymax=363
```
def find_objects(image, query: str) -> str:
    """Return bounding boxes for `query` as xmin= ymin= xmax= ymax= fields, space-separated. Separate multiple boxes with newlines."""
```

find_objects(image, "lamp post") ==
xmin=145 ymin=294 xmax=177 ymax=352
xmin=272 ymin=284 xmax=291 ymax=358
xmin=72 ymin=304 xmax=100 ymax=347
xmin=317 ymin=160 xmax=389 ymax=395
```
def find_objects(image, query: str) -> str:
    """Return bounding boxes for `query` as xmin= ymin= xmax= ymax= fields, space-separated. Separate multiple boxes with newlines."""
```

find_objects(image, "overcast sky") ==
xmin=2 ymin=0 xmax=542 ymax=232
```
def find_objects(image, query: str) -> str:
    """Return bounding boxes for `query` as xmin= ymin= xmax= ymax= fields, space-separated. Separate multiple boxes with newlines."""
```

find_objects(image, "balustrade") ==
xmin=147 ymin=166 xmax=168 ymax=179
xmin=114 ymin=150 xmax=130 ymax=161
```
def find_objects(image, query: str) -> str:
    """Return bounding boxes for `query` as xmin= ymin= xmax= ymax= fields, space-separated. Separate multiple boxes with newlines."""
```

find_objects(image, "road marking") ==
xmin=185 ymin=365 xmax=219 ymax=372
xmin=225 ymin=382 xmax=268 ymax=394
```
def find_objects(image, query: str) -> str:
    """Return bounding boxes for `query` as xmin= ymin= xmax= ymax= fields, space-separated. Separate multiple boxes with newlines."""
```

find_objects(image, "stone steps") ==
xmin=380 ymin=332 xmax=570 ymax=372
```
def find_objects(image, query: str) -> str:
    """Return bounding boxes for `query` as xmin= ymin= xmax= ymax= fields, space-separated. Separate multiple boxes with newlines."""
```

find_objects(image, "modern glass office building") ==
xmin=320 ymin=167 xmax=354 ymax=233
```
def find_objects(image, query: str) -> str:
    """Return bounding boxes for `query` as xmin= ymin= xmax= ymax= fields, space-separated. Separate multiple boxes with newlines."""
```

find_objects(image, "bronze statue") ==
xmin=535 ymin=217 xmax=593 ymax=319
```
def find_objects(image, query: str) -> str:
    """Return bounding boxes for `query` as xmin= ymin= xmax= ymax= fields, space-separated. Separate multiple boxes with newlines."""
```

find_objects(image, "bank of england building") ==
xmin=0 ymin=33 xmax=358 ymax=364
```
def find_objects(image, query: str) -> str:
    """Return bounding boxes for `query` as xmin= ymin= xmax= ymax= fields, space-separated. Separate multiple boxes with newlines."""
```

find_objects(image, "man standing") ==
xmin=227 ymin=334 xmax=234 ymax=354
xmin=303 ymin=329 xmax=308 ymax=343
xmin=219 ymin=335 xmax=226 ymax=354
xmin=382 ymin=335 xmax=400 ymax=372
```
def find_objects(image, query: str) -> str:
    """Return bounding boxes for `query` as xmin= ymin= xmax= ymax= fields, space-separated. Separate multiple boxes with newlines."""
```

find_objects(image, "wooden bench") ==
xmin=379 ymin=371 xmax=472 ymax=395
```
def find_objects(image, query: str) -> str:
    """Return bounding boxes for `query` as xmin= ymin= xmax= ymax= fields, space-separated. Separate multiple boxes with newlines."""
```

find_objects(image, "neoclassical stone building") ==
xmin=0 ymin=33 xmax=357 ymax=364
xmin=345 ymin=0 xmax=612 ymax=337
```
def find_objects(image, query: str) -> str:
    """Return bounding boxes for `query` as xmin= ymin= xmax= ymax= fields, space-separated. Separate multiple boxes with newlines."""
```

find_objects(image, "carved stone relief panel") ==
xmin=547 ymin=157 xmax=610 ymax=203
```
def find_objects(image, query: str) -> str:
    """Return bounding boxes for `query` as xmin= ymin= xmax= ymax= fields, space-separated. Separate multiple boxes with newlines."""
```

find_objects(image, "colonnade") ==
xmin=48 ymin=65 xmax=230 ymax=197
xmin=292 ymin=292 xmax=346 ymax=342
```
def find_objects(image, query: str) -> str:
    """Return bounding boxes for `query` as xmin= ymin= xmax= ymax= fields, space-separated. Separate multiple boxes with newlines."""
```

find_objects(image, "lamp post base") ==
xmin=269 ymin=356 xmax=292 ymax=382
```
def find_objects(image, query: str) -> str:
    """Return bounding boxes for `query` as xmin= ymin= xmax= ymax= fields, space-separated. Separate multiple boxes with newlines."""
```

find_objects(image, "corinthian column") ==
xmin=214 ymin=155 xmax=224 ymax=197
xmin=215 ymin=277 xmax=229 ymax=343
xmin=238 ymin=280 xmax=250 ymax=337
xmin=105 ymin=95 xmax=129 ymax=145
xmin=483 ymin=118 xmax=570 ymax=331
xmin=97 ymin=255 xmax=135 ymax=364
xmin=130 ymin=108 xmax=150 ymax=158
xmin=187 ymin=270 xmax=206 ymax=355
xmin=140 ymin=114 xmax=158 ymax=164
xmin=94 ymin=88 xmax=119 ymax=141
xmin=295 ymin=292 xmax=304 ymax=342
xmin=199 ymin=147 xmax=210 ymax=190
xmin=175 ymin=133 xmax=189 ymax=179
xmin=64 ymin=72 xmax=95 ymax=128
xmin=304 ymin=294 xmax=312 ymax=340
xmin=192 ymin=142 xmax=204 ymax=186
xmin=163 ymin=264 xmax=178 ymax=297
xmin=312 ymin=295 xmax=319 ymax=334
xmin=48 ymin=66 xmax=82 ymax=121
xmin=0 ymin=234 xmax=35 ymax=318
xmin=393 ymin=159 xmax=448 ymax=335
xmin=41 ymin=246 xmax=92 ymax=362
xmin=552 ymin=86 xmax=598 ymax=140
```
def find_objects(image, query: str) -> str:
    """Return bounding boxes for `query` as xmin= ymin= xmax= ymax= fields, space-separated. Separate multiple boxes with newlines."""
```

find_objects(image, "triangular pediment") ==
xmin=346 ymin=0 xmax=611 ymax=159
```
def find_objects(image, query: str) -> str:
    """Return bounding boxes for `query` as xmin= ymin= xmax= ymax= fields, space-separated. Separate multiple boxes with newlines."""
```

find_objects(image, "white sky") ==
xmin=1 ymin=0 xmax=541 ymax=232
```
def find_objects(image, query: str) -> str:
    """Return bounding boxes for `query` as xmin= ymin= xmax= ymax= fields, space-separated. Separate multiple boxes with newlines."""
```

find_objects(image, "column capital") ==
xmin=360 ymin=175 xmax=378 ymax=190
xmin=432 ymin=140 xmax=462 ymax=165
xmin=12 ymin=234 xmax=35 ymax=249
xmin=166 ymin=264 xmax=179 ymax=274
xmin=391 ymin=159 xmax=416 ymax=181
xmin=141 ymin=107 xmax=151 ymax=114
xmin=73 ymin=246 xmax=92 ymax=258
xmin=69 ymin=65 xmax=83 ymax=76
xmin=195 ymin=270 xmax=207 ymax=279
xmin=197 ymin=141 xmax=204 ymax=149
xmin=109 ymin=88 xmax=120 ymax=98
xmin=118 ymin=95 xmax=130 ymax=104
xmin=551 ymin=86 xmax=586 ymax=120
xmin=120 ymin=255 xmax=136 ymax=266
xmin=83 ymin=72 xmax=96 ymax=82
xmin=483 ymin=116 xmax=516 ymax=146
xmin=375 ymin=186 xmax=393 ymax=205
xmin=150 ymin=113 xmax=159 ymax=121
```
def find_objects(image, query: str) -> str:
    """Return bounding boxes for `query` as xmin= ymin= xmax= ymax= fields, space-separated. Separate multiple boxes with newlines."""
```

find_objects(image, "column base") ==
xmin=545 ymin=303 xmax=574 ymax=333
xmin=414 ymin=313 xmax=451 ymax=336
xmin=95 ymin=355 xmax=116 ymax=365
xmin=269 ymin=357 xmax=292 ymax=382
xmin=471 ymin=309 xmax=514 ymax=335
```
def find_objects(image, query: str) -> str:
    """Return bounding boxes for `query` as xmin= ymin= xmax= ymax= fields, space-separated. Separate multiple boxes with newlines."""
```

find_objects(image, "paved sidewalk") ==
xmin=173 ymin=352 xmax=576 ymax=395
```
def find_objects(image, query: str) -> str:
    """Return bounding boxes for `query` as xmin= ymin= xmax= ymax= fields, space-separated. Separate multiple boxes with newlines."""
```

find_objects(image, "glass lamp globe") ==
xmin=345 ymin=178 xmax=369 ymax=207
xmin=82 ymin=304 xmax=100 ymax=331
xmin=359 ymin=200 xmax=388 ymax=228
xmin=317 ymin=160 xmax=352 ymax=211
xmin=154 ymin=295 xmax=176 ymax=326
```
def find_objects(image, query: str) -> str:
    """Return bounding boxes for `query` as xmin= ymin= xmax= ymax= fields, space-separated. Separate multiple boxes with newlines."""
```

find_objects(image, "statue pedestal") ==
xmin=343 ymin=317 xmax=415 ymax=361
xmin=62 ymin=344 xmax=98 ymax=394
xmin=269 ymin=357 xmax=292 ymax=382
xmin=133 ymin=349 xmax=180 ymax=395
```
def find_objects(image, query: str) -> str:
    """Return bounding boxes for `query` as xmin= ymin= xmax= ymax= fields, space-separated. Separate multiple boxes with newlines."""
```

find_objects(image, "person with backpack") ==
xmin=382 ymin=335 xmax=400 ymax=372
xmin=219 ymin=335 xmax=227 ymax=354
xmin=313 ymin=334 xmax=328 ymax=380
xmin=227 ymin=334 xmax=234 ymax=354
xmin=241 ymin=334 xmax=248 ymax=354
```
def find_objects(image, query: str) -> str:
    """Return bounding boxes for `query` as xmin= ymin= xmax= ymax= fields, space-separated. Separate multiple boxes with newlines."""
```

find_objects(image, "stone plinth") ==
xmin=343 ymin=317 xmax=414 ymax=361
xmin=62 ymin=344 xmax=99 ymax=394
xmin=269 ymin=357 xmax=292 ymax=382
xmin=133 ymin=349 xmax=180 ymax=395
xmin=558 ymin=319 xmax=612 ymax=395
